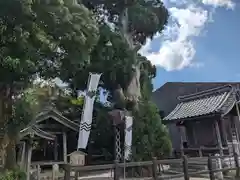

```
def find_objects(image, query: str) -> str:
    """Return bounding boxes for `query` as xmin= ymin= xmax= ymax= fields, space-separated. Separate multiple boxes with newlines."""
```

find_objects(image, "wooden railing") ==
xmin=29 ymin=153 xmax=240 ymax=180
xmin=183 ymin=146 xmax=229 ymax=157
xmin=62 ymin=154 xmax=240 ymax=180
xmin=30 ymin=161 xmax=65 ymax=180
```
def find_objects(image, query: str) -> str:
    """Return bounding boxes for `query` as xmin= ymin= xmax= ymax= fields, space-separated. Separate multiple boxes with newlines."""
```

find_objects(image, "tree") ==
xmin=0 ymin=0 xmax=98 ymax=169
xmin=5 ymin=84 xmax=42 ymax=169
xmin=132 ymin=101 xmax=171 ymax=161
xmin=130 ymin=64 xmax=171 ymax=161
xmin=72 ymin=0 xmax=171 ymax=161
xmin=80 ymin=0 xmax=168 ymax=108
xmin=56 ymin=0 xmax=170 ymax=162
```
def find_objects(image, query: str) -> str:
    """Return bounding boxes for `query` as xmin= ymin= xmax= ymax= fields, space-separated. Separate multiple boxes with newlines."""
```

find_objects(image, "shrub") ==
xmin=0 ymin=169 xmax=26 ymax=180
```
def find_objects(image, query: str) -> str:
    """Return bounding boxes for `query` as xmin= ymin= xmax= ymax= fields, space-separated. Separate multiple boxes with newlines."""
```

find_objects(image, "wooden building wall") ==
xmin=185 ymin=119 xmax=216 ymax=147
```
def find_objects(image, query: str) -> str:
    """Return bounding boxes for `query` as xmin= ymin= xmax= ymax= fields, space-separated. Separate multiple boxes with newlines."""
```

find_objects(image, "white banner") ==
xmin=77 ymin=73 xmax=101 ymax=149
xmin=124 ymin=116 xmax=133 ymax=160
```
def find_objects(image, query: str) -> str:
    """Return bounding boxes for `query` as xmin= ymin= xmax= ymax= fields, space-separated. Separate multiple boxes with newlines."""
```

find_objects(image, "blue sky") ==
xmin=139 ymin=0 xmax=239 ymax=89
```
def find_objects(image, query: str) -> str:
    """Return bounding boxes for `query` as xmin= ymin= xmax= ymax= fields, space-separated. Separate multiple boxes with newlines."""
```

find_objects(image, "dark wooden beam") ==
xmin=54 ymin=136 xmax=58 ymax=161
xmin=164 ymin=113 xmax=220 ymax=124
xmin=178 ymin=126 xmax=184 ymax=156
xmin=63 ymin=132 xmax=67 ymax=163
xmin=235 ymin=103 xmax=240 ymax=143
xmin=220 ymin=117 xmax=228 ymax=146
xmin=215 ymin=120 xmax=223 ymax=156
xmin=19 ymin=142 xmax=26 ymax=168
xmin=37 ymin=124 xmax=66 ymax=130
xmin=26 ymin=143 xmax=33 ymax=180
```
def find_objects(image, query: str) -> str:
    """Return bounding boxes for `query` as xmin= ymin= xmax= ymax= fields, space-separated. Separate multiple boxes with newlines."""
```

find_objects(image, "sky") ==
xmin=139 ymin=0 xmax=239 ymax=90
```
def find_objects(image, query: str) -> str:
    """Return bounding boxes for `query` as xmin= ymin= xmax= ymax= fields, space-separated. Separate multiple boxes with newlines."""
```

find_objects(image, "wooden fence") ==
xmin=61 ymin=153 xmax=240 ymax=180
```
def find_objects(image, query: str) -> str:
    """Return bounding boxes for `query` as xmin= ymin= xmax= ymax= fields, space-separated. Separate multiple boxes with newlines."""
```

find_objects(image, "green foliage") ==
xmin=73 ymin=0 xmax=170 ymax=161
xmin=0 ymin=0 xmax=99 ymax=149
xmin=71 ymin=23 xmax=135 ymax=91
xmin=89 ymin=103 xmax=114 ymax=160
xmin=8 ymin=81 xmax=61 ymax=137
xmin=0 ymin=0 xmax=170 ymax=165
xmin=82 ymin=0 xmax=168 ymax=44
xmin=0 ymin=169 xmax=26 ymax=180
xmin=128 ymin=0 xmax=169 ymax=44
xmin=70 ymin=96 xmax=84 ymax=106
xmin=132 ymin=100 xmax=171 ymax=161
xmin=0 ymin=0 xmax=98 ymax=84
xmin=7 ymin=90 xmax=38 ymax=138
xmin=71 ymin=0 xmax=167 ymax=98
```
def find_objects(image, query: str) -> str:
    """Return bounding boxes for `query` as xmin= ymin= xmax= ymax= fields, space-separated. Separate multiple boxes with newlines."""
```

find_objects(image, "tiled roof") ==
xmin=164 ymin=85 xmax=237 ymax=121
xmin=152 ymin=82 xmax=240 ymax=116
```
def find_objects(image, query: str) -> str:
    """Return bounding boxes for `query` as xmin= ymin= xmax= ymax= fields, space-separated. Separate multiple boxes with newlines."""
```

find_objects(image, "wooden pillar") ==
xmin=54 ymin=136 xmax=58 ymax=161
xmin=215 ymin=120 xmax=223 ymax=156
xmin=199 ymin=146 xmax=203 ymax=157
xmin=178 ymin=126 xmax=184 ymax=156
xmin=113 ymin=125 xmax=118 ymax=161
xmin=232 ymin=116 xmax=240 ymax=155
xmin=63 ymin=132 xmax=67 ymax=163
xmin=220 ymin=118 xmax=228 ymax=146
xmin=19 ymin=142 xmax=26 ymax=168
xmin=229 ymin=117 xmax=235 ymax=155
xmin=236 ymin=102 xmax=240 ymax=150
xmin=192 ymin=126 xmax=198 ymax=146
xmin=26 ymin=141 xmax=33 ymax=180
xmin=43 ymin=140 xmax=47 ymax=157
xmin=233 ymin=116 xmax=240 ymax=143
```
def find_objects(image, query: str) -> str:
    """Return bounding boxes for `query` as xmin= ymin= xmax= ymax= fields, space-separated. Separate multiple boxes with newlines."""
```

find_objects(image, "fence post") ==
xmin=199 ymin=146 xmax=203 ymax=157
xmin=234 ymin=152 xmax=240 ymax=177
xmin=52 ymin=164 xmax=59 ymax=180
xmin=64 ymin=165 xmax=71 ymax=180
xmin=74 ymin=171 xmax=79 ymax=180
xmin=36 ymin=165 xmax=40 ymax=180
xmin=208 ymin=155 xmax=215 ymax=180
xmin=152 ymin=157 xmax=158 ymax=180
xmin=114 ymin=160 xmax=120 ymax=180
xmin=215 ymin=154 xmax=223 ymax=180
xmin=182 ymin=155 xmax=189 ymax=180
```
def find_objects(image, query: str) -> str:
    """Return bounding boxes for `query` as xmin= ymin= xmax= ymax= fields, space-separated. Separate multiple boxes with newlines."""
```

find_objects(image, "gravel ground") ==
xmin=37 ymin=170 xmax=212 ymax=180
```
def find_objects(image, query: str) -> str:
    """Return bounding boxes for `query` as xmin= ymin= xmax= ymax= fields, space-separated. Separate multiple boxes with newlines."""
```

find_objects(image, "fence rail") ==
xmin=30 ymin=153 xmax=240 ymax=179
xmin=60 ymin=152 xmax=240 ymax=180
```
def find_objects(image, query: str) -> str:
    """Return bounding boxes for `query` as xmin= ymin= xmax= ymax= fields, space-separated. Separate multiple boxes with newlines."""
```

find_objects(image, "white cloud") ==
xmin=139 ymin=0 xmax=235 ymax=71
xmin=147 ymin=40 xmax=195 ymax=71
xmin=202 ymin=0 xmax=235 ymax=9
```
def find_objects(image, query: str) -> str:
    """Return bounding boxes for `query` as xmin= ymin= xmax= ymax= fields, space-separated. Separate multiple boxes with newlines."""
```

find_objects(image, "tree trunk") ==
xmin=121 ymin=6 xmax=141 ymax=109
xmin=0 ymin=85 xmax=14 ymax=169
xmin=4 ymin=137 xmax=16 ymax=170
xmin=126 ymin=65 xmax=141 ymax=103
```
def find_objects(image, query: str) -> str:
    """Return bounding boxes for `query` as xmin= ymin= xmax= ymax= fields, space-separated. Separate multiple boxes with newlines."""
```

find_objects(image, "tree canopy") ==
xmin=69 ymin=0 xmax=168 ymax=108
xmin=0 ymin=0 xmax=98 ymax=88
xmin=0 ymin=0 xmax=98 ymax=169
xmin=0 ymin=0 xmax=171 ymax=169
xmin=82 ymin=0 xmax=168 ymax=45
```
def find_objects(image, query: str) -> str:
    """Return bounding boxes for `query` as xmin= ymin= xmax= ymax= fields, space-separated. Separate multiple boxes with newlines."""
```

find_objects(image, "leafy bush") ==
xmin=0 ymin=169 xmax=26 ymax=180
